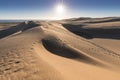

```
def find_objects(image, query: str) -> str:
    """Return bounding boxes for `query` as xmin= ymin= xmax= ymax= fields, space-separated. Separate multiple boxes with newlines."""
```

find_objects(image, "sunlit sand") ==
xmin=0 ymin=17 xmax=120 ymax=80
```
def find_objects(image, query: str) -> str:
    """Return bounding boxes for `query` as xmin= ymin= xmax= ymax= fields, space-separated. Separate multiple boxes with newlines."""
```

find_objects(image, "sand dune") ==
xmin=63 ymin=17 xmax=120 ymax=23
xmin=0 ymin=18 xmax=120 ymax=80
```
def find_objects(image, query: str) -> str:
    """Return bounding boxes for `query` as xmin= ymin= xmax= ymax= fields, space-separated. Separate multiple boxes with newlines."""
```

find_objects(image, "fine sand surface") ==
xmin=0 ymin=17 xmax=120 ymax=80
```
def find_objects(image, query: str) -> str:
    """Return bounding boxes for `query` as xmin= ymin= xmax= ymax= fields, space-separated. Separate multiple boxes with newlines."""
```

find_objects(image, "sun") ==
xmin=54 ymin=3 xmax=67 ymax=20
xmin=55 ymin=4 xmax=65 ymax=15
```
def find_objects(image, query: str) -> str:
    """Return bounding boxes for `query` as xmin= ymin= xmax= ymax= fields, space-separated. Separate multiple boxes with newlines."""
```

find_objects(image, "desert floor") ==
xmin=0 ymin=17 xmax=120 ymax=80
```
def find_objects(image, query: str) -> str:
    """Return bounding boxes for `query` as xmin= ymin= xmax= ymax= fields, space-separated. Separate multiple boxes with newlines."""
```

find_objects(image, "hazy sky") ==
xmin=0 ymin=0 xmax=120 ymax=19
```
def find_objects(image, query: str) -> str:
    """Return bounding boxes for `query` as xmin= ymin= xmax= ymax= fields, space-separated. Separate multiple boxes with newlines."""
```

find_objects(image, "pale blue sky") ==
xmin=0 ymin=0 xmax=120 ymax=19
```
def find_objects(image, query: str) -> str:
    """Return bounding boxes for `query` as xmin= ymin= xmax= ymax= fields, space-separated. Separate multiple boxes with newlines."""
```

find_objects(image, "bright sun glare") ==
xmin=55 ymin=4 xmax=65 ymax=15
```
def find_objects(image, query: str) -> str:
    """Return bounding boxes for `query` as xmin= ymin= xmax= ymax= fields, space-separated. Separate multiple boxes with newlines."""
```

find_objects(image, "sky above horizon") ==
xmin=0 ymin=0 xmax=120 ymax=20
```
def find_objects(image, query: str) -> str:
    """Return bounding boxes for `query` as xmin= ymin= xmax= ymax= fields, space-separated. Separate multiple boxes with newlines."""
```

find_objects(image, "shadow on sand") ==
xmin=62 ymin=24 xmax=120 ymax=40
xmin=0 ymin=21 xmax=39 ymax=39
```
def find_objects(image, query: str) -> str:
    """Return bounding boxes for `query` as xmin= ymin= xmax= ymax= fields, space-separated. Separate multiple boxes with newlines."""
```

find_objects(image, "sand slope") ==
xmin=0 ymin=18 xmax=120 ymax=80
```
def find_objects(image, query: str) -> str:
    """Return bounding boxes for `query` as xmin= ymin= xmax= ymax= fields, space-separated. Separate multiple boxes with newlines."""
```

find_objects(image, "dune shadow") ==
xmin=42 ymin=39 xmax=79 ymax=58
xmin=62 ymin=24 xmax=93 ymax=39
xmin=62 ymin=24 xmax=120 ymax=40
xmin=42 ymin=38 xmax=104 ymax=66
xmin=0 ymin=21 xmax=39 ymax=39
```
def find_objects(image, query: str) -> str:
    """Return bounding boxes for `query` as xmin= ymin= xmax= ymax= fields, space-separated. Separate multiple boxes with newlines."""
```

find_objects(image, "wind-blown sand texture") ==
xmin=0 ymin=17 xmax=120 ymax=80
